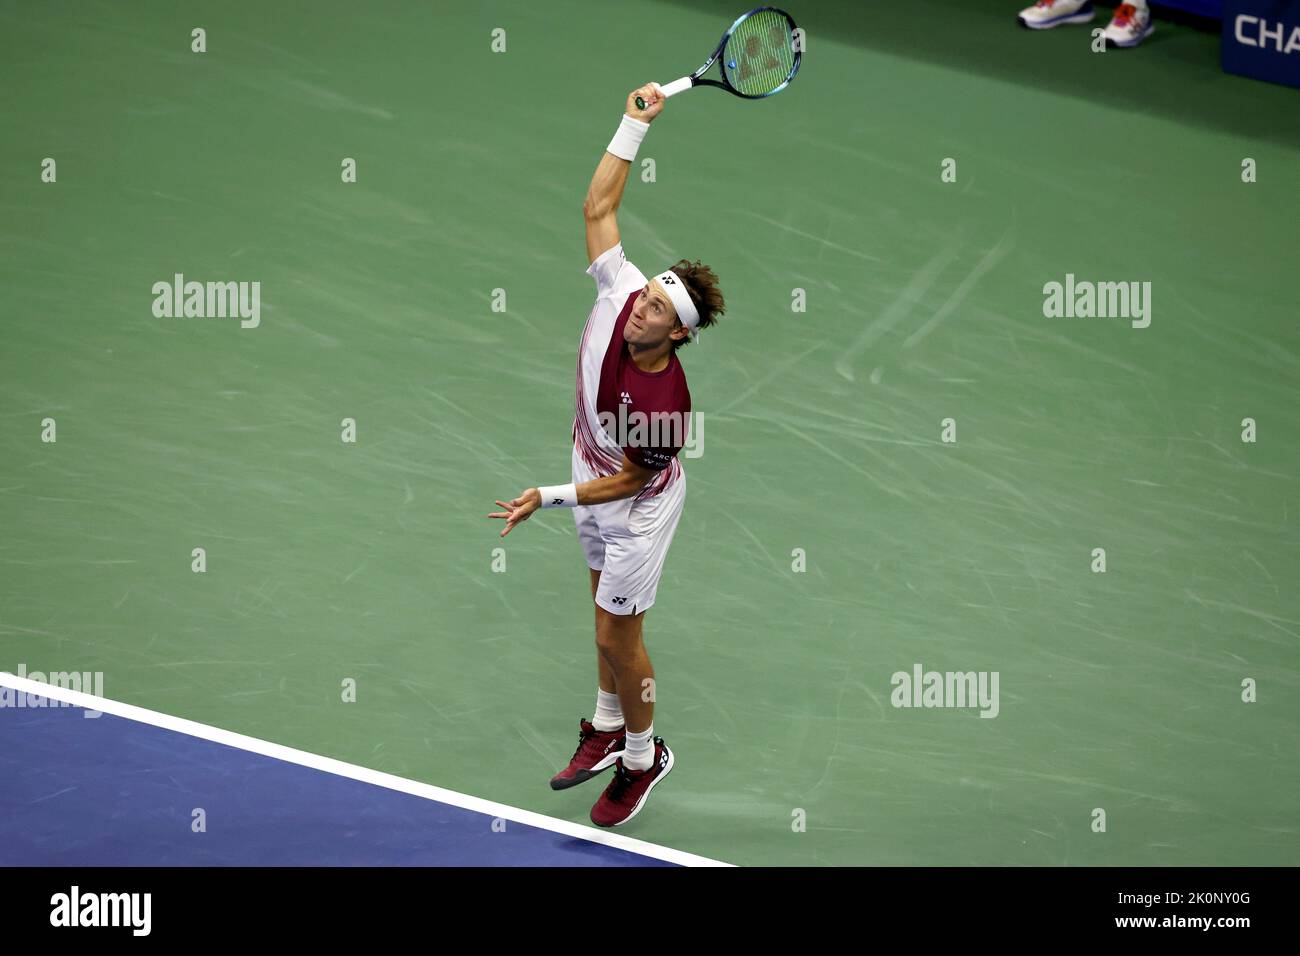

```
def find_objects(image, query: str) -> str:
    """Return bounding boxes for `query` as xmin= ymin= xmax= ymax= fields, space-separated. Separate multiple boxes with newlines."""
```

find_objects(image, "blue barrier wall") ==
xmin=1222 ymin=0 xmax=1300 ymax=88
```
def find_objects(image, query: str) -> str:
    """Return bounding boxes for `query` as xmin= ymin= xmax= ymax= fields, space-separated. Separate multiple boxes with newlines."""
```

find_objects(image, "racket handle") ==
xmin=634 ymin=78 xmax=690 ymax=110
xmin=634 ymin=82 xmax=662 ymax=111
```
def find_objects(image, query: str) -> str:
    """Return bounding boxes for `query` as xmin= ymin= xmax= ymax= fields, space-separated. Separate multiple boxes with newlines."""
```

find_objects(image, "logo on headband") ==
xmin=661 ymin=274 xmax=676 ymax=285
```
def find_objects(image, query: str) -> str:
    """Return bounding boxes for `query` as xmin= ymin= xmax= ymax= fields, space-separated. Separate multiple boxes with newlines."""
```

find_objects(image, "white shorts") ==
xmin=571 ymin=444 xmax=686 ymax=616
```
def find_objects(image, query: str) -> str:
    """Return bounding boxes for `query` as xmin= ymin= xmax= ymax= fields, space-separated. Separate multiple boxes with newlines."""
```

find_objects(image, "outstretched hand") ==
xmin=489 ymin=488 xmax=542 ymax=537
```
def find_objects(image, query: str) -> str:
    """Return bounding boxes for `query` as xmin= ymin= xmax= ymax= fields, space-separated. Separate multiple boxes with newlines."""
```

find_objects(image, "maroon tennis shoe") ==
xmin=549 ymin=718 xmax=626 ymax=791
xmin=589 ymin=738 xmax=674 ymax=827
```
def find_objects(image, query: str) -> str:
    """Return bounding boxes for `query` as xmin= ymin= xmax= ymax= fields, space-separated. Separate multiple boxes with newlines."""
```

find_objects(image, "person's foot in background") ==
xmin=1102 ymin=1 xmax=1156 ymax=47
xmin=1017 ymin=0 xmax=1096 ymax=29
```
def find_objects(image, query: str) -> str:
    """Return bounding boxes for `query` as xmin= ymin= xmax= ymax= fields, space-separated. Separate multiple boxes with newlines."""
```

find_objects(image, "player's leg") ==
xmin=591 ymin=477 xmax=686 ymax=748
xmin=589 ymin=602 xmax=674 ymax=826
xmin=574 ymin=448 xmax=620 ymax=717
xmin=592 ymin=568 xmax=617 ymax=699
xmin=590 ymin=566 xmax=626 ymax=732
xmin=586 ymin=481 xmax=684 ymax=825
xmin=549 ymin=528 xmax=626 ymax=791
xmin=594 ymin=604 xmax=654 ymax=742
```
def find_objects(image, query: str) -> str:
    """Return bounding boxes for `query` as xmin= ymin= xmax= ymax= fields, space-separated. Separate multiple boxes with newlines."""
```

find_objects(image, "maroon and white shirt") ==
xmin=573 ymin=243 xmax=690 ymax=500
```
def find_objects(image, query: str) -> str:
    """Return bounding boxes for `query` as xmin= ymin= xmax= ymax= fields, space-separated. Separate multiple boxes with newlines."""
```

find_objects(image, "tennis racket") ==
xmin=634 ymin=6 xmax=801 ymax=111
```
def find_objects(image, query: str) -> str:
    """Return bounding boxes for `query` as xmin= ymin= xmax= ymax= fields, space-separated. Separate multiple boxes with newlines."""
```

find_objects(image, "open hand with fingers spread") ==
xmin=489 ymin=488 xmax=541 ymax=537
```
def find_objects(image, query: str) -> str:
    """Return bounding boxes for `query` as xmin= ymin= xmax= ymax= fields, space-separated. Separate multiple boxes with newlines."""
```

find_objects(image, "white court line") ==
xmin=0 ymin=673 xmax=732 ymax=868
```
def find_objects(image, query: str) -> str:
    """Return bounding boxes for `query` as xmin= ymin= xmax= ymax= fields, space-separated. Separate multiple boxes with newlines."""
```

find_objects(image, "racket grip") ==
xmin=634 ymin=82 xmax=662 ymax=111
xmin=634 ymin=79 xmax=688 ymax=111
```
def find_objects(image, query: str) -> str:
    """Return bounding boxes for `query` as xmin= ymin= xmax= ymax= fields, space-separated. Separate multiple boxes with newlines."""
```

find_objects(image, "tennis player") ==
xmin=490 ymin=83 xmax=725 ymax=826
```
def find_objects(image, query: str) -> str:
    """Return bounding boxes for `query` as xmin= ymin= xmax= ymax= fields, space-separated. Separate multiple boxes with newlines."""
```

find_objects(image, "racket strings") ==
xmin=724 ymin=10 xmax=796 ymax=96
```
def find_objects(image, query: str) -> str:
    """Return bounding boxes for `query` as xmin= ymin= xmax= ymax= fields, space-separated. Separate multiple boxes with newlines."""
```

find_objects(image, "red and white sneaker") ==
xmin=589 ymin=738 xmax=674 ymax=827
xmin=549 ymin=718 xmax=626 ymax=791
xmin=1017 ymin=0 xmax=1096 ymax=29
xmin=1102 ymin=3 xmax=1155 ymax=47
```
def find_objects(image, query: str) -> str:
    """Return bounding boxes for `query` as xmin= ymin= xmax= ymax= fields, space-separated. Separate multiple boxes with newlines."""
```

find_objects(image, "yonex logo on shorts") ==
xmin=611 ymin=596 xmax=628 ymax=605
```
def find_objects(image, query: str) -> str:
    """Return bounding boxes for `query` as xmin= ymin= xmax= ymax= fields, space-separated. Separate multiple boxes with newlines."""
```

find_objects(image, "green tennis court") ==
xmin=2 ymin=0 xmax=1296 ymax=866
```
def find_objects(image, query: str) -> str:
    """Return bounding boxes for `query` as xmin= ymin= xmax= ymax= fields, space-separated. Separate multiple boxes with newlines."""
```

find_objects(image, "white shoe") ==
xmin=1018 ymin=0 xmax=1096 ymax=29
xmin=1102 ymin=3 xmax=1155 ymax=47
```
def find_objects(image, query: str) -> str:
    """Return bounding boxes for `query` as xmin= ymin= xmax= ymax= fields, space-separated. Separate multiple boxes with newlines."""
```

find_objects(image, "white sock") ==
xmin=592 ymin=689 xmax=624 ymax=732
xmin=623 ymin=724 xmax=654 ymax=771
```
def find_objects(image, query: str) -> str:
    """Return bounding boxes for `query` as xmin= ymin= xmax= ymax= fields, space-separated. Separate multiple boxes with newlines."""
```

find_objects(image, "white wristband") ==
xmin=606 ymin=114 xmax=649 ymax=162
xmin=539 ymin=483 xmax=578 ymax=508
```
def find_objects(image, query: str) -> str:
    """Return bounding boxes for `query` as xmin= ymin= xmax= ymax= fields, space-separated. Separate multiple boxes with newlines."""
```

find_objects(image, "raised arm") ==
xmin=584 ymin=83 xmax=665 ymax=265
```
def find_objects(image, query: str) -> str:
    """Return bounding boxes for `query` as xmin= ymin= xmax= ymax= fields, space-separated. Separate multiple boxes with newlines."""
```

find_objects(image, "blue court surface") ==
xmin=0 ymin=678 xmax=712 ymax=867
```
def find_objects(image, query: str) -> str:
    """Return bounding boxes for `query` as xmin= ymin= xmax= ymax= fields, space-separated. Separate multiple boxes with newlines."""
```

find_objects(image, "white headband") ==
xmin=652 ymin=270 xmax=700 ymax=339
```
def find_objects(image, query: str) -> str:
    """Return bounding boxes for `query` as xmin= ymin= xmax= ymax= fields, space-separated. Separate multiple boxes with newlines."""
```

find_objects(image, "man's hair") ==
xmin=667 ymin=259 xmax=725 ymax=351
